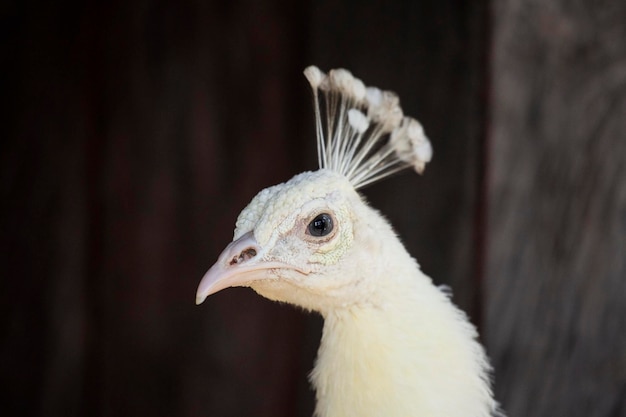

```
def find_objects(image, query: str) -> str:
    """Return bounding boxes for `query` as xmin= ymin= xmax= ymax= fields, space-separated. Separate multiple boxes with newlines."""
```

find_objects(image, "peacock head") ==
xmin=196 ymin=66 xmax=433 ymax=312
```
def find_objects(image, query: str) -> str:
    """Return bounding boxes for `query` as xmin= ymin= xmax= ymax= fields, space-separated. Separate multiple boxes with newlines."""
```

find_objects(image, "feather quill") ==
xmin=303 ymin=66 xmax=433 ymax=188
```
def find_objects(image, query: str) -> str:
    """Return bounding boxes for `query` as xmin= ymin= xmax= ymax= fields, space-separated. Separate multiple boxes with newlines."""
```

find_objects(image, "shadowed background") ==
xmin=1 ymin=1 xmax=624 ymax=417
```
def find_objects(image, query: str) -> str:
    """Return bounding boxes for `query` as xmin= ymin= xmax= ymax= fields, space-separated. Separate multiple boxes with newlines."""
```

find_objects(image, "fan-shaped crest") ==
xmin=304 ymin=66 xmax=433 ymax=189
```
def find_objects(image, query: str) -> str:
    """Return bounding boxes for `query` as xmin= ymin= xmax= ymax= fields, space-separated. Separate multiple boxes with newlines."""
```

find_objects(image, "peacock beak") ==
xmin=195 ymin=231 xmax=308 ymax=305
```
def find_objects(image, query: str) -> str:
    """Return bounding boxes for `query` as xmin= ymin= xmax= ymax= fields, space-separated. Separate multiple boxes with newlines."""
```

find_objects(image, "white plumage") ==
xmin=196 ymin=66 xmax=500 ymax=417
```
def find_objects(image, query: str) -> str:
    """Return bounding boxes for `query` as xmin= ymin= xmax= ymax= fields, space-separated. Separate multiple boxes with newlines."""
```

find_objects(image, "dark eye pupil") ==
xmin=308 ymin=213 xmax=333 ymax=237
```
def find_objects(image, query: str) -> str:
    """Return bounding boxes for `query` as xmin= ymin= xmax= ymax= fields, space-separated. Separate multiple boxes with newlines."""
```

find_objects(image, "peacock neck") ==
xmin=311 ymin=303 xmax=420 ymax=417
xmin=310 ymin=278 xmax=496 ymax=417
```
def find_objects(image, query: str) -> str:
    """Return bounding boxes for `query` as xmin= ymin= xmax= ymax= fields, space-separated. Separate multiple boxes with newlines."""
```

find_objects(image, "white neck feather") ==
xmin=310 ymin=267 xmax=497 ymax=417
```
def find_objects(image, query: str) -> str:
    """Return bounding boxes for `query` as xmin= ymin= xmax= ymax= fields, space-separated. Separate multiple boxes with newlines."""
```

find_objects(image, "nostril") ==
xmin=230 ymin=247 xmax=257 ymax=265
xmin=242 ymin=248 xmax=257 ymax=259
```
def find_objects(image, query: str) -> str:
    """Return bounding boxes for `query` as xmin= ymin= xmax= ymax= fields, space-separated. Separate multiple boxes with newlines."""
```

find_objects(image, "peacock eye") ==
xmin=307 ymin=213 xmax=334 ymax=237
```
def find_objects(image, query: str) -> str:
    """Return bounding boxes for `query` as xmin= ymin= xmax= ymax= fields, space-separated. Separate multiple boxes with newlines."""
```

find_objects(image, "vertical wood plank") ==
xmin=487 ymin=1 xmax=626 ymax=416
xmin=1 ymin=2 xmax=311 ymax=416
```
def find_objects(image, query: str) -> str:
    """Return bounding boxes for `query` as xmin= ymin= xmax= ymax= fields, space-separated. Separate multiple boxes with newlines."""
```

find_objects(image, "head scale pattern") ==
xmin=304 ymin=66 xmax=433 ymax=190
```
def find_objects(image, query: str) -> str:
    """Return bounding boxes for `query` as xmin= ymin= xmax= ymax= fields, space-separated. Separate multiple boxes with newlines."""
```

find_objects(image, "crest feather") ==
xmin=304 ymin=65 xmax=433 ymax=189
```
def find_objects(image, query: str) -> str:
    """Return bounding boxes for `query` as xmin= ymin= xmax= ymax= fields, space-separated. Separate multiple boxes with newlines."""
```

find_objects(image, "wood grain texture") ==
xmin=487 ymin=1 xmax=626 ymax=416
xmin=1 ymin=2 xmax=311 ymax=416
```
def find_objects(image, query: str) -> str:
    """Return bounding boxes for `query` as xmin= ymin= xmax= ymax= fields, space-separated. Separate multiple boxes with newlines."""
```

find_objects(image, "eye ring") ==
xmin=307 ymin=213 xmax=334 ymax=237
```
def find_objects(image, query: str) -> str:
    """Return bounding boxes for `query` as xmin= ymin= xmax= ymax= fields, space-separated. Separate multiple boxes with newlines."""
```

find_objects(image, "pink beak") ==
xmin=195 ymin=231 xmax=308 ymax=305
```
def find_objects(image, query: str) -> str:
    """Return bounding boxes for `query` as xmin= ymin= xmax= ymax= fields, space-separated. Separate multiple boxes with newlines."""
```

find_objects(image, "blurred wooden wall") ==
xmin=487 ymin=1 xmax=626 ymax=416
xmin=2 ymin=2 xmax=312 ymax=416
xmin=1 ymin=1 xmax=624 ymax=417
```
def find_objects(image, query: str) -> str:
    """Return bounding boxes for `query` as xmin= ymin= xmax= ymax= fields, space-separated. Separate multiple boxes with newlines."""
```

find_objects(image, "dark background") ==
xmin=1 ymin=1 xmax=625 ymax=416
